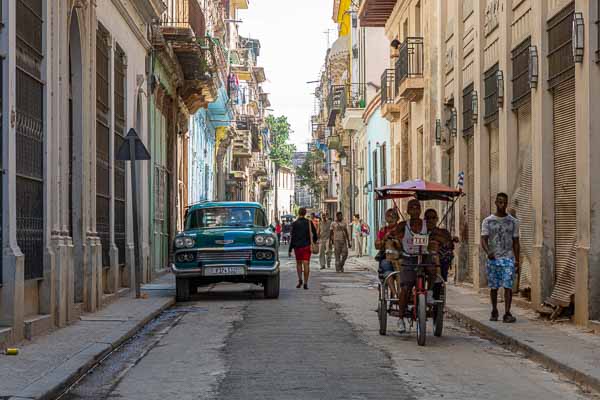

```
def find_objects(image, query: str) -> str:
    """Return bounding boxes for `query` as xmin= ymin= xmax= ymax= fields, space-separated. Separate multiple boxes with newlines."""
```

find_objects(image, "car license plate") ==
xmin=204 ymin=266 xmax=245 ymax=276
xmin=412 ymin=234 xmax=429 ymax=247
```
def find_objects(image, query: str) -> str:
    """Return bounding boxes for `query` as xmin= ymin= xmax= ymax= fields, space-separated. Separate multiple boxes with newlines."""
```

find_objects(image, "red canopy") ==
xmin=375 ymin=179 xmax=464 ymax=201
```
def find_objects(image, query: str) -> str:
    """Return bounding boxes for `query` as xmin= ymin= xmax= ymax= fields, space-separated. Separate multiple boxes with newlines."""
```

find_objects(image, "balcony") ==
xmin=380 ymin=69 xmax=401 ymax=121
xmin=394 ymin=37 xmax=424 ymax=101
xmin=358 ymin=0 xmax=397 ymax=27
xmin=311 ymin=115 xmax=326 ymax=140
xmin=327 ymin=85 xmax=345 ymax=127
xmin=159 ymin=0 xmax=218 ymax=113
xmin=233 ymin=122 xmax=252 ymax=157
xmin=341 ymin=86 xmax=366 ymax=130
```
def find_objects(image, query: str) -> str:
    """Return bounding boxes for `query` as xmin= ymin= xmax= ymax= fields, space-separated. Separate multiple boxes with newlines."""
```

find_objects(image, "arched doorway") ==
xmin=69 ymin=9 xmax=84 ymax=303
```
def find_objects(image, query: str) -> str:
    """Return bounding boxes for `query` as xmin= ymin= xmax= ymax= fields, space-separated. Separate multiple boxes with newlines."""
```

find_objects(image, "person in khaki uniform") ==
xmin=330 ymin=212 xmax=351 ymax=272
xmin=319 ymin=213 xmax=333 ymax=269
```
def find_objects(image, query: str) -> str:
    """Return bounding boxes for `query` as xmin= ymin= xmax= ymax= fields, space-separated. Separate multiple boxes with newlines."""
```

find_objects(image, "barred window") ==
xmin=547 ymin=3 xmax=574 ymax=88
xmin=462 ymin=83 xmax=474 ymax=136
xmin=512 ymin=38 xmax=531 ymax=109
xmin=484 ymin=63 xmax=499 ymax=124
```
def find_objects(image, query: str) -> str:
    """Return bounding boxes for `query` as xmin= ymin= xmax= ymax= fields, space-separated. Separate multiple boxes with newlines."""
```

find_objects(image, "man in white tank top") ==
xmin=395 ymin=199 xmax=430 ymax=332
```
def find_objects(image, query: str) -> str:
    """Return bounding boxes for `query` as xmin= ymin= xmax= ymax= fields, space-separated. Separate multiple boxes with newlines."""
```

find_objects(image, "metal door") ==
xmin=548 ymin=78 xmax=577 ymax=308
xmin=512 ymin=104 xmax=534 ymax=291
xmin=465 ymin=136 xmax=475 ymax=283
xmin=96 ymin=26 xmax=111 ymax=268
xmin=114 ymin=46 xmax=126 ymax=267
xmin=489 ymin=125 xmax=499 ymax=211
xmin=16 ymin=0 xmax=44 ymax=280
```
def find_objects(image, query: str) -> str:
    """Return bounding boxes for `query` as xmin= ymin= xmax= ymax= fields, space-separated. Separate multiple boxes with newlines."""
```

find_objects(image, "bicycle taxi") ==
xmin=374 ymin=179 xmax=463 ymax=346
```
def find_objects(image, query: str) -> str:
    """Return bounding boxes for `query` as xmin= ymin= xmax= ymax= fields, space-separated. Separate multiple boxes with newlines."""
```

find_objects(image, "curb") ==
xmin=11 ymin=298 xmax=175 ymax=400
xmin=445 ymin=306 xmax=600 ymax=394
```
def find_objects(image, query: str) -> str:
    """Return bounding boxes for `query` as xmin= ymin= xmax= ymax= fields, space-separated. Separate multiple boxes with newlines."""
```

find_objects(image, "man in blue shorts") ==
xmin=481 ymin=192 xmax=521 ymax=323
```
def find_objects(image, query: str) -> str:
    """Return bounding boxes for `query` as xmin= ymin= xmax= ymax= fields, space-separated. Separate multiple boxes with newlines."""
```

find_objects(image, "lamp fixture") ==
xmin=366 ymin=180 xmax=373 ymax=193
xmin=528 ymin=45 xmax=539 ymax=89
xmin=450 ymin=107 xmax=458 ymax=137
xmin=363 ymin=183 xmax=369 ymax=195
xmin=572 ymin=12 xmax=585 ymax=63
xmin=435 ymin=119 xmax=442 ymax=145
xmin=496 ymin=70 xmax=504 ymax=107
xmin=471 ymin=90 xmax=479 ymax=123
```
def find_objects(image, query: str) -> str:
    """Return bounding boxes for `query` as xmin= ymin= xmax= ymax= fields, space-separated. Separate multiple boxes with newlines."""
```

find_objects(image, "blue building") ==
xmin=188 ymin=87 xmax=233 ymax=203
xmin=365 ymin=104 xmax=391 ymax=256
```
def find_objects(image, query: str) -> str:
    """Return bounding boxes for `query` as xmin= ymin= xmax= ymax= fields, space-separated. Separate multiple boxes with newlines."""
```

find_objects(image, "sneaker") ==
xmin=398 ymin=318 xmax=407 ymax=333
xmin=490 ymin=310 xmax=499 ymax=322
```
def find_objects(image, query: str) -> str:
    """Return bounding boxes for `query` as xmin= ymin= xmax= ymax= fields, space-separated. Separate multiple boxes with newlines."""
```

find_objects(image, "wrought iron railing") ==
xmin=381 ymin=69 xmax=395 ymax=104
xmin=327 ymin=85 xmax=345 ymax=113
xmin=341 ymin=83 xmax=366 ymax=117
xmin=395 ymin=37 xmax=424 ymax=92
xmin=161 ymin=0 xmax=206 ymax=39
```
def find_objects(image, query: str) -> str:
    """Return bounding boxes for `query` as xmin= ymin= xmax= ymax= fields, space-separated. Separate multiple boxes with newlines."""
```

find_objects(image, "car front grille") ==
xmin=197 ymin=250 xmax=252 ymax=262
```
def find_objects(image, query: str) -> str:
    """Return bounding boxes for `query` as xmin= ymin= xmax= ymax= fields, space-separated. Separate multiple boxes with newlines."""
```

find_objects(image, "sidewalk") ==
xmin=344 ymin=255 xmax=600 ymax=393
xmin=0 ymin=274 xmax=175 ymax=400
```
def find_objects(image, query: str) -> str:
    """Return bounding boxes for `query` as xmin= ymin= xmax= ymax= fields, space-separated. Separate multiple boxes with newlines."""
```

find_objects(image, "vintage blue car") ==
xmin=171 ymin=201 xmax=280 ymax=301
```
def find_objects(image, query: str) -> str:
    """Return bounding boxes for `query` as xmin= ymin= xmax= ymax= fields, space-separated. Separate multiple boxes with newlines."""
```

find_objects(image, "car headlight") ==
xmin=256 ymin=251 xmax=265 ymax=260
xmin=184 ymin=237 xmax=195 ymax=248
xmin=264 ymin=252 xmax=273 ymax=260
xmin=174 ymin=237 xmax=185 ymax=249
xmin=255 ymin=235 xmax=266 ymax=246
xmin=264 ymin=236 xmax=276 ymax=246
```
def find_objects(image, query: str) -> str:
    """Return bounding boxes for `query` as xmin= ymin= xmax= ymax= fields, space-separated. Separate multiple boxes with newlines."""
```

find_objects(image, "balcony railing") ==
xmin=341 ymin=84 xmax=366 ymax=116
xmin=395 ymin=37 xmax=424 ymax=93
xmin=161 ymin=0 xmax=206 ymax=39
xmin=381 ymin=69 xmax=395 ymax=104
xmin=327 ymin=85 xmax=345 ymax=127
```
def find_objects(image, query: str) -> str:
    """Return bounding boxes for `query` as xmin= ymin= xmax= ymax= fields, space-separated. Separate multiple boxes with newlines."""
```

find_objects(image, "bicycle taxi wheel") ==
xmin=433 ymin=282 xmax=445 ymax=337
xmin=378 ymin=282 xmax=388 ymax=336
xmin=416 ymin=292 xmax=427 ymax=346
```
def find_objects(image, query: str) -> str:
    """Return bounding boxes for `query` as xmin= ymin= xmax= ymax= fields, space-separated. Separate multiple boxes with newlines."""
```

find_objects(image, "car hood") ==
xmin=187 ymin=227 xmax=272 ymax=248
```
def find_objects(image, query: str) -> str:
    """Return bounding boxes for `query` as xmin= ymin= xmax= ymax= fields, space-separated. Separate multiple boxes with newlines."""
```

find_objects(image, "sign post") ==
xmin=116 ymin=128 xmax=151 ymax=298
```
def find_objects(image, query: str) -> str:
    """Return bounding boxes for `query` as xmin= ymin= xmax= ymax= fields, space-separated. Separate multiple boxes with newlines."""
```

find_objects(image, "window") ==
xmin=462 ymin=83 xmax=474 ymax=136
xmin=186 ymin=207 xmax=268 ymax=229
xmin=512 ymin=38 xmax=532 ymax=109
xmin=114 ymin=45 xmax=127 ymax=266
xmin=547 ymin=3 xmax=574 ymax=88
xmin=596 ymin=0 xmax=600 ymax=62
xmin=484 ymin=63 xmax=499 ymax=124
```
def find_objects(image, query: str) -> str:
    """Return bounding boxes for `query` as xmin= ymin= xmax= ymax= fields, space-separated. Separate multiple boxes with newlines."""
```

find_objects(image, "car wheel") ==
xmin=264 ymin=273 xmax=280 ymax=299
xmin=176 ymin=278 xmax=191 ymax=302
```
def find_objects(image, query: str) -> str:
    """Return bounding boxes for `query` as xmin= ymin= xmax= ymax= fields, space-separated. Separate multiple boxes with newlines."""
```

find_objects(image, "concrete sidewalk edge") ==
xmin=350 ymin=257 xmax=600 ymax=394
xmin=10 ymin=298 xmax=175 ymax=400
xmin=444 ymin=306 xmax=600 ymax=394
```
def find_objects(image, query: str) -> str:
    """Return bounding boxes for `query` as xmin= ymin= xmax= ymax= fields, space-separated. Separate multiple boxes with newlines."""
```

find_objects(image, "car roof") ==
xmin=187 ymin=201 xmax=263 ymax=211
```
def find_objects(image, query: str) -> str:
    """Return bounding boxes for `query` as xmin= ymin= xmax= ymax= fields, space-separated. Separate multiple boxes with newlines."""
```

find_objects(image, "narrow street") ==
xmin=58 ymin=250 xmax=595 ymax=400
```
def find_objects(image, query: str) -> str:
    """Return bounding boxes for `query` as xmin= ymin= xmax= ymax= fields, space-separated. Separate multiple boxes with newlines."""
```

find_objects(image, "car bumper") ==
xmin=170 ymin=261 xmax=280 ymax=279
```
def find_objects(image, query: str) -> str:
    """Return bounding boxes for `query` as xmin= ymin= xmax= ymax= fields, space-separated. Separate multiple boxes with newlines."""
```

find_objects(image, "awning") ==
xmin=358 ymin=0 xmax=396 ymax=27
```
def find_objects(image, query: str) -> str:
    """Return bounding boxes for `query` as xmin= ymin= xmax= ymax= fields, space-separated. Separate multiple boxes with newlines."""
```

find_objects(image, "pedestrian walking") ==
xmin=288 ymin=207 xmax=318 ymax=290
xmin=330 ymin=212 xmax=351 ymax=272
xmin=275 ymin=219 xmax=282 ymax=244
xmin=481 ymin=192 xmax=521 ymax=323
xmin=319 ymin=212 xmax=333 ymax=269
xmin=351 ymin=214 xmax=363 ymax=257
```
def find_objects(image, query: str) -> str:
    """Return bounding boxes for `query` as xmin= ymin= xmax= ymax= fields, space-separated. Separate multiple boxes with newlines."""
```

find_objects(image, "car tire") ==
xmin=176 ymin=277 xmax=191 ymax=302
xmin=264 ymin=273 xmax=280 ymax=299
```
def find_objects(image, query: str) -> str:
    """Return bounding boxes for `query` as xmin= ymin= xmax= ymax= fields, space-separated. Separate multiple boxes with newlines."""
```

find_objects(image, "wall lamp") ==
xmin=450 ymin=107 xmax=458 ymax=137
xmin=497 ymin=70 xmax=504 ymax=107
xmin=528 ymin=45 xmax=539 ymax=89
xmin=572 ymin=12 xmax=585 ymax=63
xmin=471 ymin=90 xmax=479 ymax=123
xmin=435 ymin=119 xmax=442 ymax=145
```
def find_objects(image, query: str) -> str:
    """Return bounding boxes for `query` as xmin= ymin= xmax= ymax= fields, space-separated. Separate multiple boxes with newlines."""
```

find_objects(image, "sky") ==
xmin=238 ymin=0 xmax=338 ymax=152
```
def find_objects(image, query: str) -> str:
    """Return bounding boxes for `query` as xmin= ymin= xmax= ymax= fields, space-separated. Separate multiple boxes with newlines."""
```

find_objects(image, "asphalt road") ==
xmin=59 ymin=250 xmax=596 ymax=400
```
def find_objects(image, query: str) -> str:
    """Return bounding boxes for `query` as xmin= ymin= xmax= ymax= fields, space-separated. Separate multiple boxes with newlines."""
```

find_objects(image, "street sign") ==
xmin=116 ymin=128 xmax=151 ymax=299
xmin=116 ymin=128 xmax=151 ymax=161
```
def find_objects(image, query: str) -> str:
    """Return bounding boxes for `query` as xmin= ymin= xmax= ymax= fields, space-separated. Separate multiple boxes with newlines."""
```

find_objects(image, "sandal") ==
xmin=296 ymin=280 xmax=303 ymax=289
xmin=503 ymin=313 xmax=516 ymax=323
xmin=490 ymin=310 xmax=499 ymax=322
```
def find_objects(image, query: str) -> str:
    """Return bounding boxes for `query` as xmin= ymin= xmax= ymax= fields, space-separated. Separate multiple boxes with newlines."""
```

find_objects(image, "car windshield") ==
xmin=185 ymin=207 xmax=268 ymax=229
